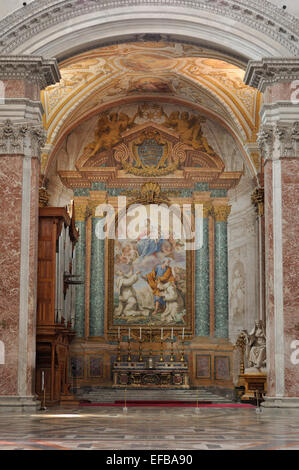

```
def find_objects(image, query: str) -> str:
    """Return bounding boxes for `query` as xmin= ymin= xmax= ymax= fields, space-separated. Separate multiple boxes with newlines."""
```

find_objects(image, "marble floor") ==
xmin=0 ymin=406 xmax=298 ymax=450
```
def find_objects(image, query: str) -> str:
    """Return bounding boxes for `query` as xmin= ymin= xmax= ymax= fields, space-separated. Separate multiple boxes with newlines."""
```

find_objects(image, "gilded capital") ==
xmin=213 ymin=205 xmax=231 ymax=222
xmin=251 ymin=187 xmax=264 ymax=216
xmin=74 ymin=201 xmax=90 ymax=222
xmin=196 ymin=201 xmax=213 ymax=218
xmin=88 ymin=200 xmax=107 ymax=218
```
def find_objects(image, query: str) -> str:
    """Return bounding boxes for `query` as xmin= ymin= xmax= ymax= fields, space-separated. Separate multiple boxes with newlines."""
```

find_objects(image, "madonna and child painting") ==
xmin=111 ymin=206 xmax=189 ymax=327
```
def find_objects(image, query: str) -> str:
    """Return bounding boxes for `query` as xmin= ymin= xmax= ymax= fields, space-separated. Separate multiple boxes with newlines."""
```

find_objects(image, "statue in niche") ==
xmin=83 ymin=110 xmax=138 ymax=157
xmin=242 ymin=321 xmax=266 ymax=372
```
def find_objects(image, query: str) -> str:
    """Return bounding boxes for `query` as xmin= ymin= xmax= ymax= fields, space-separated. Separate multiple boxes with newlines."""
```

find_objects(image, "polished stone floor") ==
xmin=0 ymin=406 xmax=298 ymax=450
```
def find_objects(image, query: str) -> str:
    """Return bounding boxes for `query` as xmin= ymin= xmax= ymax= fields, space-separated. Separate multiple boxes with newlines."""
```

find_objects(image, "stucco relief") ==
xmin=230 ymin=261 xmax=246 ymax=324
xmin=228 ymin=187 xmax=258 ymax=343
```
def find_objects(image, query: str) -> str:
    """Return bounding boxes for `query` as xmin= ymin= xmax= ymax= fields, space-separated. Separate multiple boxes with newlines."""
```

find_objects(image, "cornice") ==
xmin=0 ymin=0 xmax=298 ymax=56
xmin=0 ymin=56 xmax=60 ymax=89
xmin=244 ymin=58 xmax=299 ymax=92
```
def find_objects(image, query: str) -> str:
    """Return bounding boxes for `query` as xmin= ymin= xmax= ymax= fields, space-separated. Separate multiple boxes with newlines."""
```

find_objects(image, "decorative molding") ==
xmin=0 ymin=119 xmax=46 ymax=158
xmin=0 ymin=1 xmax=298 ymax=56
xmin=244 ymin=58 xmax=299 ymax=93
xmin=0 ymin=56 xmax=60 ymax=90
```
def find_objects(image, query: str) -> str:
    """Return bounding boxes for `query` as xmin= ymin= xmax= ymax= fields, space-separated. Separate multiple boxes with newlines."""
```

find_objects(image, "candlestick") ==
xmin=127 ymin=341 xmax=131 ymax=362
xmin=160 ymin=339 xmax=164 ymax=362
xmin=170 ymin=339 xmax=174 ymax=362
xmin=180 ymin=338 xmax=185 ymax=362
xmin=138 ymin=339 xmax=143 ymax=362
xmin=40 ymin=370 xmax=47 ymax=411
xmin=117 ymin=335 xmax=121 ymax=362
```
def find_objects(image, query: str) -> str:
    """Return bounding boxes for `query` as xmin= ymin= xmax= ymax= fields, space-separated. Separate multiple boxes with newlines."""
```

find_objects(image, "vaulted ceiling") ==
xmin=41 ymin=41 xmax=262 ymax=177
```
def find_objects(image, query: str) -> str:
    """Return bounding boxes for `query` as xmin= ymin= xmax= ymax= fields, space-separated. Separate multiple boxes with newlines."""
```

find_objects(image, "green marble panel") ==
xmin=91 ymin=182 xmax=106 ymax=191
xmin=74 ymin=221 xmax=86 ymax=337
xmin=194 ymin=182 xmax=210 ymax=191
xmin=210 ymin=189 xmax=227 ymax=198
xmin=214 ymin=221 xmax=229 ymax=338
xmin=89 ymin=218 xmax=105 ymax=337
xmin=73 ymin=188 xmax=90 ymax=197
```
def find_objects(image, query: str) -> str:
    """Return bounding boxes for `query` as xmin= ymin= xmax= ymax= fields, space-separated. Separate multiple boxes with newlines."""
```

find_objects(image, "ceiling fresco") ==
xmin=41 ymin=42 xmax=261 ymax=176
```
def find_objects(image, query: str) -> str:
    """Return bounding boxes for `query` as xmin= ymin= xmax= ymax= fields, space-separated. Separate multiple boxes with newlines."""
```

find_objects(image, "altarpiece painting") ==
xmin=107 ymin=203 xmax=193 ymax=332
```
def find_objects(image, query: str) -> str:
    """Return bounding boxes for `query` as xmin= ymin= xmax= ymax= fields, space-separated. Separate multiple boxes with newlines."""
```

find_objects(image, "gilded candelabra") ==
xmin=180 ymin=339 xmax=185 ymax=362
xmin=138 ymin=340 xmax=143 ymax=362
xmin=160 ymin=339 xmax=164 ymax=362
xmin=127 ymin=339 xmax=132 ymax=362
xmin=170 ymin=340 xmax=175 ymax=362
xmin=236 ymin=332 xmax=247 ymax=374
xmin=117 ymin=337 xmax=121 ymax=362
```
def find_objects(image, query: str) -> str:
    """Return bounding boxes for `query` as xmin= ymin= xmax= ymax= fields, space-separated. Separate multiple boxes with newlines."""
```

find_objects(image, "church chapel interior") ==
xmin=0 ymin=0 xmax=299 ymax=446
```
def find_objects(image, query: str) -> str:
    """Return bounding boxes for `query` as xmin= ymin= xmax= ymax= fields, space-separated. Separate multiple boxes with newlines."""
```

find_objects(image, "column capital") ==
xmin=0 ymin=119 xmax=46 ymax=158
xmin=244 ymin=58 xmax=299 ymax=93
xmin=74 ymin=198 xmax=90 ymax=222
xmin=212 ymin=205 xmax=231 ymax=222
xmin=258 ymin=122 xmax=299 ymax=161
xmin=193 ymin=200 xmax=213 ymax=218
xmin=251 ymin=187 xmax=264 ymax=216
xmin=0 ymin=56 xmax=60 ymax=90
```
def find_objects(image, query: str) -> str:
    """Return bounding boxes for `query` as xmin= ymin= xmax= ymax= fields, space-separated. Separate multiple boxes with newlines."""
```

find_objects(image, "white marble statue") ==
xmin=242 ymin=320 xmax=266 ymax=373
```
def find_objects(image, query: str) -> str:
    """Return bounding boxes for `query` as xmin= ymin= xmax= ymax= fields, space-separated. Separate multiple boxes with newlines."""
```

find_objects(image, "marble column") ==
xmin=0 ymin=56 xmax=60 ymax=410
xmin=195 ymin=202 xmax=211 ymax=336
xmin=213 ymin=204 xmax=231 ymax=339
xmin=74 ymin=216 xmax=86 ymax=338
xmin=251 ymin=187 xmax=265 ymax=325
xmin=245 ymin=58 xmax=299 ymax=407
xmin=89 ymin=216 xmax=105 ymax=337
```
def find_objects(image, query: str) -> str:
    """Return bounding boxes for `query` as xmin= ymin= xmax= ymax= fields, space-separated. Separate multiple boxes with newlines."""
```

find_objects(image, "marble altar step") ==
xmin=76 ymin=388 xmax=232 ymax=404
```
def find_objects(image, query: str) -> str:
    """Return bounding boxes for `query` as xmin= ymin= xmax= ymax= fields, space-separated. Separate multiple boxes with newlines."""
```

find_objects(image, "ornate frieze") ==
xmin=59 ymin=116 xmax=241 ymax=190
xmin=245 ymin=58 xmax=299 ymax=93
xmin=0 ymin=56 xmax=60 ymax=89
xmin=0 ymin=119 xmax=46 ymax=158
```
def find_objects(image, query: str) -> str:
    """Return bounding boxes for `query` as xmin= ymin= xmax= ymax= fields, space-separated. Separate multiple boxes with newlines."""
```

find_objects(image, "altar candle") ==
xmin=171 ymin=328 xmax=173 ymax=340
xmin=118 ymin=327 xmax=120 ymax=339
xmin=140 ymin=327 xmax=142 ymax=340
xmin=182 ymin=327 xmax=185 ymax=340
xmin=128 ymin=328 xmax=130 ymax=340
xmin=42 ymin=371 xmax=45 ymax=391
xmin=161 ymin=328 xmax=163 ymax=340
